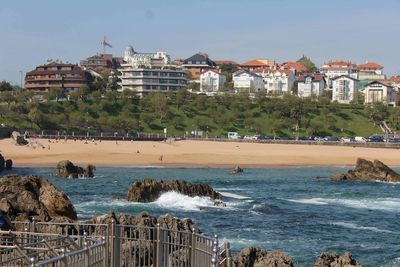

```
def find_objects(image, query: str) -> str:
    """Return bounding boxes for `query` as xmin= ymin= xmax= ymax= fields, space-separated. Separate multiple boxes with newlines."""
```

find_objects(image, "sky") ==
xmin=1 ymin=0 xmax=400 ymax=84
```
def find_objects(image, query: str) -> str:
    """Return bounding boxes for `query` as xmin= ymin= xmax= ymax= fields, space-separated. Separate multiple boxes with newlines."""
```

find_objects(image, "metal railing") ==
xmin=4 ymin=219 xmax=232 ymax=267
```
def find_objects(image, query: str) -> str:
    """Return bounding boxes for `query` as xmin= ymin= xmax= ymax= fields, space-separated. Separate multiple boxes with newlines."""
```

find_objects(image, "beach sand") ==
xmin=1 ymin=138 xmax=400 ymax=168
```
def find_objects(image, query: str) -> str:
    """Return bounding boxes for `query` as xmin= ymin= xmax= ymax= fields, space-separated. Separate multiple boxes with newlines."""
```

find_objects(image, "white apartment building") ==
xmin=233 ymin=71 xmax=264 ymax=93
xmin=364 ymin=80 xmax=397 ymax=106
xmin=254 ymin=69 xmax=295 ymax=95
xmin=320 ymin=61 xmax=358 ymax=87
xmin=331 ymin=75 xmax=358 ymax=104
xmin=199 ymin=69 xmax=226 ymax=93
xmin=297 ymin=74 xmax=325 ymax=98
xmin=118 ymin=45 xmax=187 ymax=96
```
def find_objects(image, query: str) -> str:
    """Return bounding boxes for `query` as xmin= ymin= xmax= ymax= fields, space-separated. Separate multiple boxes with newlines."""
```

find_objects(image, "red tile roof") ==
xmin=214 ymin=60 xmax=238 ymax=66
xmin=281 ymin=61 xmax=307 ymax=72
xmin=358 ymin=62 xmax=383 ymax=69
xmin=389 ymin=76 xmax=400 ymax=83
xmin=240 ymin=60 xmax=268 ymax=67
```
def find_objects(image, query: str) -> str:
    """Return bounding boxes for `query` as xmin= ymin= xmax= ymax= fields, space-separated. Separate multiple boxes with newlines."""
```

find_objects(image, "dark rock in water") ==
xmin=5 ymin=159 xmax=12 ymax=170
xmin=11 ymin=131 xmax=28 ymax=146
xmin=126 ymin=178 xmax=222 ymax=202
xmin=314 ymin=251 xmax=364 ymax=267
xmin=231 ymin=165 xmax=244 ymax=174
xmin=331 ymin=158 xmax=400 ymax=182
xmin=0 ymin=154 xmax=12 ymax=172
xmin=56 ymin=160 xmax=96 ymax=178
xmin=0 ymin=211 xmax=13 ymax=230
xmin=0 ymin=175 xmax=77 ymax=221
xmin=234 ymin=247 xmax=294 ymax=267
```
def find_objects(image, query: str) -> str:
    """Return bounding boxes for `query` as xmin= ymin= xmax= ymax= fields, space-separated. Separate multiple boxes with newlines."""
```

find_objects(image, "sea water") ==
xmin=14 ymin=167 xmax=400 ymax=266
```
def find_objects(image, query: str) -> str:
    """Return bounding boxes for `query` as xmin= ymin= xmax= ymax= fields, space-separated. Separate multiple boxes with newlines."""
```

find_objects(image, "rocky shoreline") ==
xmin=0 ymin=174 xmax=367 ymax=266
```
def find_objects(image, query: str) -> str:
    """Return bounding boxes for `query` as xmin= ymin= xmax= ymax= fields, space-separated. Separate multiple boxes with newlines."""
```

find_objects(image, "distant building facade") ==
xmin=200 ymin=69 xmax=226 ymax=93
xmin=240 ymin=59 xmax=276 ymax=72
xmin=118 ymin=45 xmax=187 ymax=96
xmin=25 ymin=60 xmax=91 ymax=92
xmin=320 ymin=61 xmax=358 ymax=88
xmin=280 ymin=61 xmax=307 ymax=74
xmin=331 ymin=75 xmax=358 ymax=104
xmin=364 ymin=80 xmax=397 ymax=106
xmin=297 ymin=74 xmax=326 ymax=98
xmin=232 ymin=71 xmax=264 ymax=93
xmin=254 ymin=69 xmax=295 ymax=95
xmin=357 ymin=61 xmax=386 ymax=90
xmin=80 ymin=53 xmax=122 ymax=71
xmin=182 ymin=53 xmax=217 ymax=80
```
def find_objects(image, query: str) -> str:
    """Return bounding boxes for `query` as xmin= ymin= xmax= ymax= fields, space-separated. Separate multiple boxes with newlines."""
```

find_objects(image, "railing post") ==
xmin=211 ymin=235 xmax=219 ymax=267
xmin=31 ymin=217 xmax=36 ymax=233
xmin=190 ymin=227 xmax=196 ymax=267
xmin=61 ymin=248 xmax=67 ymax=267
xmin=225 ymin=242 xmax=232 ymax=267
xmin=30 ymin=257 xmax=36 ymax=267
xmin=113 ymin=220 xmax=121 ymax=267
xmin=155 ymin=223 xmax=161 ymax=267
xmin=84 ymin=241 xmax=90 ymax=266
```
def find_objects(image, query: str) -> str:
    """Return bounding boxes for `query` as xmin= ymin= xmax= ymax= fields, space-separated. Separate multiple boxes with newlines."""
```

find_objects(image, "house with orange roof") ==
xmin=253 ymin=69 xmax=295 ymax=95
xmin=182 ymin=52 xmax=217 ymax=80
xmin=296 ymin=74 xmax=326 ymax=98
xmin=280 ymin=61 xmax=307 ymax=74
xmin=364 ymin=80 xmax=397 ymax=106
xmin=199 ymin=69 xmax=226 ymax=93
xmin=240 ymin=59 xmax=276 ymax=71
xmin=357 ymin=61 xmax=386 ymax=90
xmin=320 ymin=60 xmax=359 ymax=81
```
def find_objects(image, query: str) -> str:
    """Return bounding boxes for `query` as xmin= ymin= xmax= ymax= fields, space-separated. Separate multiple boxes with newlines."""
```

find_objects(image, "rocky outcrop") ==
xmin=55 ymin=160 xmax=96 ymax=178
xmin=231 ymin=165 xmax=244 ymax=174
xmin=0 ymin=153 xmax=12 ymax=172
xmin=331 ymin=158 xmax=400 ymax=182
xmin=0 ymin=175 xmax=77 ymax=221
xmin=11 ymin=131 xmax=28 ymax=146
xmin=314 ymin=252 xmax=364 ymax=267
xmin=126 ymin=179 xmax=222 ymax=202
xmin=234 ymin=247 xmax=294 ymax=267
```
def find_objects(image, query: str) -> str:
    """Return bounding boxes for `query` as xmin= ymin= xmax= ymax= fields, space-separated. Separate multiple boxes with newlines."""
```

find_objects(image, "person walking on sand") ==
xmin=159 ymin=155 xmax=163 ymax=162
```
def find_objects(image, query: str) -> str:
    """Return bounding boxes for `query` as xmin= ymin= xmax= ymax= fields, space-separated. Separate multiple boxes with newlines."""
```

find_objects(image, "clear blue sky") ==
xmin=1 ymin=0 xmax=399 ymax=84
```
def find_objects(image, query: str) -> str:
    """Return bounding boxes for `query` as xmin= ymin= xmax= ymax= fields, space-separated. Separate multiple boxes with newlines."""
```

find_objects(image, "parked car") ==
xmin=354 ymin=136 xmax=367 ymax=142
xmin=368 ymin=135 xmax=384 ymax=142
xmin=228 ymin=132 xmax=241 ymax=140
xmin=324 ymin=136 xmax=340 ymax=142
xmin=340 ymin=137 xmax=354 ymax=142
xmin=314 ymin=136 xmax=324 ymax=141
xmin=243 ymin=135 xmax=257 ymax=140
xmin=257 ymin=136 xmax=274 ymax=140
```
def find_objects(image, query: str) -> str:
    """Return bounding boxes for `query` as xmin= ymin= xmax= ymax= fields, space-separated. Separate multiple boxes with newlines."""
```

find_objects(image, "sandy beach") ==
xmin=1 ymin=138 xmax=400 ymax=168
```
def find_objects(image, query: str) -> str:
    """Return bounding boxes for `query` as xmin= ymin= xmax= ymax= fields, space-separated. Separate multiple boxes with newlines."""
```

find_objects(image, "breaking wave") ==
xmin=154 ymin=191 xmax=215 ymax=211
xmin=332 ymin=222 xmax=395 ymax=234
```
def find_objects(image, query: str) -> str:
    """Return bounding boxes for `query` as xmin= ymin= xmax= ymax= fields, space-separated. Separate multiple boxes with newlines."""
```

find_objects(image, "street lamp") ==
xmin=19 ymin=70 xmax=23 ymax=91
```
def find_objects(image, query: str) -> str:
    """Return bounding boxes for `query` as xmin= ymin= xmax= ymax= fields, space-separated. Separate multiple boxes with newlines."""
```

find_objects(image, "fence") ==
xmin=3 ymin=219 xmax=232 ymax=267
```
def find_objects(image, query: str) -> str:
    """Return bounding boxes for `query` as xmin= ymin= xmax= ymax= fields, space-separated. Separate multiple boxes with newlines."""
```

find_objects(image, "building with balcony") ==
xmin=331 ymin=75 xmax=358 ymax=104
xmin=357 ymin=61 xmax=386 ymax=90
xmin=199 ymin=69 xmax=226 ymax=93
xmin=233 ymin=71 xmax=264 ymax=93
xmin=80 ymin=53 xmax=123 ymax=71
xmin=320 ymin=60 xmax=358 ymax=88
xmin=239 ymin=59 xmax=276 ymax=72
xmin=254 ymin=69 xmax=295 ymax=95
xmin=182 ymin=53 xmax=217 ymax=80
xmin=296 ymin=74 xmax=326 ymax=98
xmin=25 ymin=60 xmax=91 ymax=92
xmin=364 ymin=80 xmax=397 ymax=106
xmin=118 ymin=45 xmax=187 ymax=96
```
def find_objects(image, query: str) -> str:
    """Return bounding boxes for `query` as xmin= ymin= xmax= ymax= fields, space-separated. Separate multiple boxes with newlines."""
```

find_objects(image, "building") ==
xmin=25 ymin=60 xmax=91 ymax=92
xmin=296 ymin=74 xmax=326 ymax=98
xmin=182 ymin=53 xmax=217 ymax=80
xmin=320 ymin=60 xmax=358 ymax=87
xmin=254 ymin=69 xmax=295 ymax=95
xmin=364 ymin=80 xmax=397 ymax=106
xmin=240 ymin=59 xmax=276 ymax=72
xmin=280 ymin=61 xmax=308 ymax=74
xmin=389 ymin=76 xmax=400 ymax=91
xmin=80 ymin=53 xmax=122 ymax=71
xmin=118 ymin=45 xmax=187 ymax=96
xmin=357 ymin=61 xmax=386 ymax=89
xmin=331 ymin=75 xmax=358 ymax=104
xmin=199 ymin=69 xmax=226 ymax=93
xmin=232 ymin=71 xmax=264 ymax=93
xmin=214 ymin=60 xmax=238 ymax=67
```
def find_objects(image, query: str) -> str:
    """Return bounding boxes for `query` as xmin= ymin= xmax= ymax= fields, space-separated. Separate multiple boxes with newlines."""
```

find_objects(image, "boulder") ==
xmin=314 ymin=251 xmax=364 ymax=267
xmin=331 ymin=158 xmax=400 ymax=182
xmin=11 ymin=131 xmax=28 ymax=146
xmin=0 ymin=175 xmax=77 ymax=221
xmin=0 ymin=153 xmax=12 ymax=172
xmin=55 ymin=160 xmax=96 ymax=178
xmin=231 ymin=165 xmax=244 ymax=174
xmin=234 ymin=247 xmax=294 ymax=267
xmin=126 ymin=178 xmax=222 ymax=202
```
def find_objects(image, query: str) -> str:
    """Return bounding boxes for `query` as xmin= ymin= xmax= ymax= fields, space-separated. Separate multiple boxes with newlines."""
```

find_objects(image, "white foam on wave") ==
xmin=283 ymin=197 xmax=400 ymax=212
xmin=332 ymin=221 xmax=395 ymax=234
xmin=154 ymin=191 xmax=215 ymax=211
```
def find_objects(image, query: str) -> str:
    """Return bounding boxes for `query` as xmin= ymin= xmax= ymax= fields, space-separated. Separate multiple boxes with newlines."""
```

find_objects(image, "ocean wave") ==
xmin=154 ymin=191 xmax=215 ymax=211
xmin=283 ymin=197 xmax=400 ymax=212
xmin=332 ymin=221 xmax=395 ymax=234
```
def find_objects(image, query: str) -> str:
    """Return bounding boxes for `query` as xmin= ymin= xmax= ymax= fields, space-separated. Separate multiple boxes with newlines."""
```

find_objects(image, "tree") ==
xmin=149 ymin=92 xmax=168 ymax=120
xmin=0 ymin=92 xmax=15 ymax=108
xmin=28 ymin=107 xmax=46 ymax=127
xmin=0 ymin=81 xmax=14 ymax=91
xmin=297 ymin=55 xmax=317 ymax=72
xmin=219 ymin=63 xmax=239 ymax=82
xmin=45 ymin=88 xmax=65 ymax=102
